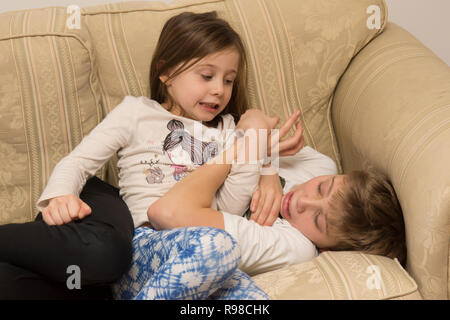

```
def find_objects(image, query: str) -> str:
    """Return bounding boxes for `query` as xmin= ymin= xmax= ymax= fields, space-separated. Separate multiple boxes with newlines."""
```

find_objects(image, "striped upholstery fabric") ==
xmin=0 ymin=7 xmax=103 ymax=224
xmin=82 ymin=0 xmax=387 ymax=185
xmin=252 ymin=251 xmax=422 ymax=300
xmin=332 ymin=22 xmax=450 ymax=300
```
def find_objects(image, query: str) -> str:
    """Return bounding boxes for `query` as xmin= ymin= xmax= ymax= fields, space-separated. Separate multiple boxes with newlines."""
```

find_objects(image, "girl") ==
xmin=0 ymin=11 xmax=300 ymax=299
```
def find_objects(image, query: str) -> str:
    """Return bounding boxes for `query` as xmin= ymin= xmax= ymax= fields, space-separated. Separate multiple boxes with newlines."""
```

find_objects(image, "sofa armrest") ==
xmin=332 ymin=22 xmax=450 ymax=300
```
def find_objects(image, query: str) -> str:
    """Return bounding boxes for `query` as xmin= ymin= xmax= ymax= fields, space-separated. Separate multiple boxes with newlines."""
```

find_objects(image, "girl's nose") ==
xmin=211 ymin=79 xmax=224 ymax=96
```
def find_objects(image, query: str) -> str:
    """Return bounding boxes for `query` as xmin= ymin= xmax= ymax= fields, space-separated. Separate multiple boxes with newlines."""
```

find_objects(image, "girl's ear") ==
xmin=157 ymin=60 xmax=171 ymax=86
xmin=159 ymin=73 xmax=171 ymax=86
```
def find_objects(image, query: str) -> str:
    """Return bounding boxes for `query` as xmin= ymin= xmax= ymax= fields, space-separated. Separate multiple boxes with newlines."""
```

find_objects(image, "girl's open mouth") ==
xmin=199 ymin=102 xmax=219 ymax=112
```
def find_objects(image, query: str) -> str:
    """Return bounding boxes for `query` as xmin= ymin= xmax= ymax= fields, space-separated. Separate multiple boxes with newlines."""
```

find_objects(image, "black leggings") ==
xmin=0 ymin=177 xmax=134 ymax=299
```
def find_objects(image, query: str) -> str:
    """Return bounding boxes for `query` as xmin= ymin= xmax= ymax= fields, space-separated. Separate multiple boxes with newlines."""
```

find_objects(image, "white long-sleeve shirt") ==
xmin=222 ymin=146 xmax=338 ymax=276
xmin=37 ymin=96 xmax=261 ymax=227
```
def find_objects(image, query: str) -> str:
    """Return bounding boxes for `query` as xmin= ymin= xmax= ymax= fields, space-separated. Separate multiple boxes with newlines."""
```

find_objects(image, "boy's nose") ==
xmin=296 ymin=196 xmax=321 ymax=213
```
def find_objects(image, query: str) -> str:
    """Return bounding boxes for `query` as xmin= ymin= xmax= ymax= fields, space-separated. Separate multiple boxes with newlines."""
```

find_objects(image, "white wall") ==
xmin=1 ymin=0 xmax=449 ymax=65
xmin=384 ymin=0 xmax=450 ymax=66
xmin=0 ymin=0 xmax=170 ymax=12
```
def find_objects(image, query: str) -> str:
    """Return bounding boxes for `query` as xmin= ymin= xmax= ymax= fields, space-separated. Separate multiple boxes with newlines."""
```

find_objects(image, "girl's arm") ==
xmin=36 ymin=96 xmax=136 ymax=224
xmin=147 ymin=137 xmax=241 ymax=230
xmin=245 ymin=116 xmax=304 ymax=226
xmin=147 ymin=110 xmax=303 ymax=230
xmin=211 ymin=114 xmax=262 ymax=216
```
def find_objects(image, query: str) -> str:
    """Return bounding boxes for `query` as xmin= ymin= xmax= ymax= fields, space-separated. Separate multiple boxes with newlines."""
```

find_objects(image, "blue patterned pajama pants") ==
xmin=112 ymin=226 xmax=269 ymax=300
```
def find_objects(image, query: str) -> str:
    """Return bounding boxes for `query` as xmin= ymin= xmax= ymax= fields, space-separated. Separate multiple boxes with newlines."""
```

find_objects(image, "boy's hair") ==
xmin=150 ymin=11 xmax=249 ymax=128
xmin=327 ymin=169 xmax=407 ymax=267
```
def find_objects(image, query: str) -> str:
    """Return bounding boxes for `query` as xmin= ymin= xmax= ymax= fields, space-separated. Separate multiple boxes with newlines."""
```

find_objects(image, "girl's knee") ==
xmin=82 ymin=229 xmax=133 ymax=284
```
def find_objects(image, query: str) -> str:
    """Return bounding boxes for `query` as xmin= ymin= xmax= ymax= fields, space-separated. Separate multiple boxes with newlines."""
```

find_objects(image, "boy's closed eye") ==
xmin=315 ymin=177 xmax=335 ymax=234
xmin=314 ymin=211 xmax=326 ymax=234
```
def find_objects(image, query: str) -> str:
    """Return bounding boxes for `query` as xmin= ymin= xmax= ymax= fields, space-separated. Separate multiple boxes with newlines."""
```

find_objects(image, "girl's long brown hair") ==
xmin=150 ymin=11 xmax=249 ymax=128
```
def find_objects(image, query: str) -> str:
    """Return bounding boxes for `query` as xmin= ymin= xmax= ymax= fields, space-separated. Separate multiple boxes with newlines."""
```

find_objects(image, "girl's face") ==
xmin=280 ymin=174 xmax=345 ymax=249
xmin=160 ymin=48 xmax=239 ymax=122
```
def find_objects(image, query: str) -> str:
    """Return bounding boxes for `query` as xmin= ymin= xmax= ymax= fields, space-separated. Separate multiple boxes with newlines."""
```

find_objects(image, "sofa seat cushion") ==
xmin=0 ymin=7 xmax=103 ymax=224
xmin=252 ymin=251 xmax=422 ymax=300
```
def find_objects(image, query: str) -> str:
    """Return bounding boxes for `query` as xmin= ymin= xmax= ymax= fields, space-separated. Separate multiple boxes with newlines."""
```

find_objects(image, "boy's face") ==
xmin=280 ymin=174 xmax=345 ymax=249
xmin=160 ymin=48 xmax=239 ymax=122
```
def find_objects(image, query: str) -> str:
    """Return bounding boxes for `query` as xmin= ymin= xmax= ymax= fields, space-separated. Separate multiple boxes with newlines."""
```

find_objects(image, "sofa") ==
xmin=0 ymin=0 xmax=448 ymax=300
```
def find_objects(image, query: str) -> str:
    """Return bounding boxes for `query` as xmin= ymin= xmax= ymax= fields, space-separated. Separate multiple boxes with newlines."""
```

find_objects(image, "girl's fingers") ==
xmin=51 ymin=207 xmax=64 ymax=225
xmin=60 ymin=204 xmax=73 ymax=224
xmin=42 ymin=208 xmax=56 ymax=225
xmin=280 ymin=135 xmax=304 ymax=157
xmin=67 ymin=198 xmax=82 ymax=219
xmin=78 ymin=201 xmax=92 ymax=219
xmin=278 ymin=110 xmax=301 ymax=140
xmin=278 ymin=122 xmax=303 ymax=155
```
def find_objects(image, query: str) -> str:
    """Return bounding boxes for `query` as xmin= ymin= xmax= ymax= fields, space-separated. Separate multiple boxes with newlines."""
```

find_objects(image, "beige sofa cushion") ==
xmin=0 ymin=7 xmax=103 ymax=224
xmin=82 ymin=0 xmax=388 ymax=185
xmin=252 ymin=251 xmax=422 ymax=300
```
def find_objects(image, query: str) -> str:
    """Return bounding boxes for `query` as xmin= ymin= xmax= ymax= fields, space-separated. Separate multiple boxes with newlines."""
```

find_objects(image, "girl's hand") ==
xmin=42 ymin=194 xmax=92 ymax=225
xmin=236 ymin=109 xmax=303 ymax=158
xmin=275 ymin=110 xmax=304 ymax=157
xmin=249 ymin=170 xmax=283 ymax=226
xmin=236 ymin=109 xmax=279 ymax=132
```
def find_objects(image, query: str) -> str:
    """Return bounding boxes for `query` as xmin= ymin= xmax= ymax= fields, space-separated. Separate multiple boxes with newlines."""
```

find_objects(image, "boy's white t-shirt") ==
xmin=222 ymin=146 xmax=338 ymax=276
xmin=36 ymin=96 xmax=261 ymax=228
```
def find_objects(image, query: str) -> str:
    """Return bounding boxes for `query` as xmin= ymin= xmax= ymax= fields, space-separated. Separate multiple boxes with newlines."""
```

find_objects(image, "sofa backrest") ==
xmin=0 ymin=7 xmax=104 ymax=224
xmin=0 ymin=0 xmax=387 ymax=221
xmin=81 ymin=0 xmax=387 ymax=186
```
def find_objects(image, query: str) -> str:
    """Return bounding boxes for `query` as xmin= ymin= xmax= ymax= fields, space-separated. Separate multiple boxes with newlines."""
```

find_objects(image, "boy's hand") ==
xmin=249 ymin=171 xmax=283 ymax=226
xmin=42 ymin=194 xmax=92 ymax=225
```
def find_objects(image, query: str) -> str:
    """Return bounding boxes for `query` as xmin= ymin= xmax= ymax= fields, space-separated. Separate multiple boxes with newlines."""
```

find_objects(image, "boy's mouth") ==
xmin=282 ymin=191 xmax=293 ymax=219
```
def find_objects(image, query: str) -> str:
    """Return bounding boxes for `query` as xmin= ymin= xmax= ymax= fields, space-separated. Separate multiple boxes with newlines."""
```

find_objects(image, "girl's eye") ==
xmin=317 ymin=182 xmax=322 ymax=196
xmin=202 ymin=75 xmax=213 ymax=80
xmin=225 ymin=79 xmax=234 ymax=85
